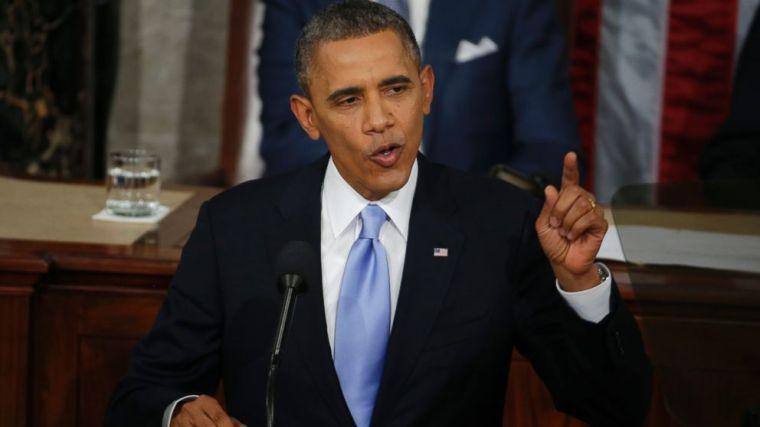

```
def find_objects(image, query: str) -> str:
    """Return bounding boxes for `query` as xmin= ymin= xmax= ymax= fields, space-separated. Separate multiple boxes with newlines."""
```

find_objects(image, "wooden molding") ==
xmin=219 ymin=0 xmax=255 ymax=186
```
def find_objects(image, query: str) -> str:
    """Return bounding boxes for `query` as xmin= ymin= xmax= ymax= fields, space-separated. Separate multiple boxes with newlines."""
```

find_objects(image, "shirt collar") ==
xmin=322 ymin=156 xmax=418 ymax=241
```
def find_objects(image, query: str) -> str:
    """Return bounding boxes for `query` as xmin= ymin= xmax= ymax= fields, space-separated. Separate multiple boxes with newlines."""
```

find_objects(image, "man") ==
xmin=700 ymin=7 xmax=760 ymax=180
xmin=106 ymin=2 xmax=650 ymax=426
xmin=258 ymin=0 xmax=580 ymax=181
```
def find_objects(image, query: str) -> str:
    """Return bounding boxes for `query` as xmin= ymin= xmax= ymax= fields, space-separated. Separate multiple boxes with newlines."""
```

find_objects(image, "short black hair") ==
xmin=294 ymin=0 xmax=421 ymax=96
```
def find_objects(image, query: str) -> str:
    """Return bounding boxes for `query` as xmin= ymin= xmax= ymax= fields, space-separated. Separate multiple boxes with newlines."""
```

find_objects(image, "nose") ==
xmin=362 ymin=92 xmax=394 ymax=134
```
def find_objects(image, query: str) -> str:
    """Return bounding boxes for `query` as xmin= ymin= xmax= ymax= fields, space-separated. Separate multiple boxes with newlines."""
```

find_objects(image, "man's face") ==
xmin=291 ymin=30 xmax=434 ymax=201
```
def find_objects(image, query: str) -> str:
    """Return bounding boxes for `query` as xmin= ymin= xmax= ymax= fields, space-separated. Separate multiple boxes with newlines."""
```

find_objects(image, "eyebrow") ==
xmin=325 ymin=75 xmax=413 ymax=104
xmin=380 ymin=75 xmax=412 ymax=87
xmin=326 ymin=86 xmax=362 ymax=105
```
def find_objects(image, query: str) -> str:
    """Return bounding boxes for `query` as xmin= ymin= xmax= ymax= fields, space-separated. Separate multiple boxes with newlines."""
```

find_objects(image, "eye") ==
xmin=339 ymin=96 xmax=359 ymax=106
xmin=386 ymin=85 xmax=407 ymax=95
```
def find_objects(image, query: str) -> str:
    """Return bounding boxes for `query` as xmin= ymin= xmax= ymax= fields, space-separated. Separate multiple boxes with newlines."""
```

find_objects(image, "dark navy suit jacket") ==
xmin=106 ymin=155 xmax=650 ymax=426
xmin=258 ymin=0 xmax=580 ymax=178
xmin=700 ymin=8 xmax=760 ymax=180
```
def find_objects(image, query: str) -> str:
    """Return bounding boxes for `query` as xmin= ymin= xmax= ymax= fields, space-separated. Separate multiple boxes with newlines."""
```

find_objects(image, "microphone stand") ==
xmin=266 ymin=274 xmax=303 ymax=427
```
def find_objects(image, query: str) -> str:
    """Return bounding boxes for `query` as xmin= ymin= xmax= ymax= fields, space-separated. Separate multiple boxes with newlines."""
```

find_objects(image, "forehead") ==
xmin=310 ymin=30 xmax=415 ymax=94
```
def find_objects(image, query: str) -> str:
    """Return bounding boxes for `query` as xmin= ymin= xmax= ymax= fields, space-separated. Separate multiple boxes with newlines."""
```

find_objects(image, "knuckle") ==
xmin=185 ymin=403 xmax=206 ymax=419
xmin=572 ymin=218 xmax=587 ymax=231
xmin=562 ymin=214 xmax=577 ymax=228
xmin=175 ymin=413 xmax=192 ymax=426
xmin=199 ymin=395 xmax=220 ymax=410
xmin=553 ymin=201 xmax=568 ymax=215
xmin=211 ymin=411 xmax=230 ymax=423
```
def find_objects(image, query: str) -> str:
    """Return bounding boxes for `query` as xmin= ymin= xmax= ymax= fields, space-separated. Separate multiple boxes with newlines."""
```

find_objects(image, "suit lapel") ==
xmin=371 ymin=156 xmax=465 ymax=425
xmin=275 ymin=156 xmax=355 ymax=427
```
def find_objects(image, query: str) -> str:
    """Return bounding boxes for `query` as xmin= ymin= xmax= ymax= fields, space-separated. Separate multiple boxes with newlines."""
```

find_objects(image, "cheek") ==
xmin=396 ymin=104 xmax=424 ymax=141
xmin=324 ymin=115 xmax=360 ymax=148
xmin=322 ymin=116 xmax=372 ymax=170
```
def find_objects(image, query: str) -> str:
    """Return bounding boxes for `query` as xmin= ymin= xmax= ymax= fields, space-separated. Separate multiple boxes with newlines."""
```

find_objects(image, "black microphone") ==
xmin=266 ymin=241 xmax=318 ymax=427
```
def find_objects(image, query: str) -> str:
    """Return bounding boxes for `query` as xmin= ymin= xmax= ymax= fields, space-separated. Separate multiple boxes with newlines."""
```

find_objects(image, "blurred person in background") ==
xmin=700 ymin=8 xmax=760 ymax=181
xmin=256 ymin=0 xmax=581 ymax=183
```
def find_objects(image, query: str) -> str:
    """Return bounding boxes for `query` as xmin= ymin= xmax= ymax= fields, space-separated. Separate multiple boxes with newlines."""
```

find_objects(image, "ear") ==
xmin=419 ymin=65 xmax=435 ymax=115
xmin=290 ymin=94 xmax=321 ymax=140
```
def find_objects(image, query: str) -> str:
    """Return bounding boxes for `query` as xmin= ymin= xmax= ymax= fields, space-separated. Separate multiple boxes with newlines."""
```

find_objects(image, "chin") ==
xmin=372 ymin=170 xmax=409 ymax=194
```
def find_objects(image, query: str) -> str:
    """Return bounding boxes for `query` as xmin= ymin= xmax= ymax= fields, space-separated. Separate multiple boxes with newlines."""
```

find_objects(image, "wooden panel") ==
xmin=0 ymin=293 xmax=32 ymax=427
xmin=31 ymin=288 xmax=165 ymax=427
xmin=78 ymin=336 xmax=140 ymax=427
xmin=0 ymin=259 xmax=40 ymax=427
xmin=31 ymin=293 xmax=80 ymax=426
xmin=640 ymin=316 xmax=760 ymax=426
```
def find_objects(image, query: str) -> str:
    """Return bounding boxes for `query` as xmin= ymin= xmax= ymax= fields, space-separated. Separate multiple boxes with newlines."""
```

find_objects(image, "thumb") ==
xmin=538 ymin=185 xmax=559 ymax=228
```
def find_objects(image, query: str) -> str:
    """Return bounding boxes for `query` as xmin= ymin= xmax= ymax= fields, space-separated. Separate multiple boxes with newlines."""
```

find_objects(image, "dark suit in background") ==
xmin=700 ymin=8 xmax=760 ymax=180
xmin=258 ymin=0 xmax=581 ymax=179
xmin=106 ymin=155 xmax=650 ymax=426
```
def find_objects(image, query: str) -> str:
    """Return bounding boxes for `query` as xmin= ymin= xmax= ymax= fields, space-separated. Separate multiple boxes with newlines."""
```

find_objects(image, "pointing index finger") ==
xmin=561 ymin=152 xmax=580 ymax=189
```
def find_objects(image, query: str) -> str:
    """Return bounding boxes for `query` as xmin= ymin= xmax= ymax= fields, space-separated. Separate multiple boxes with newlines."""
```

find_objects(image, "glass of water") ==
xmin=106 ymin=149 xmax=161 ymax=216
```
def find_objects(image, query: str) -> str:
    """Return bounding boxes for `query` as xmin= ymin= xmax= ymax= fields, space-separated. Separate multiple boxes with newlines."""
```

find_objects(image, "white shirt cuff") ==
xmin=555 ymin=263 xmax=612 ymax=323
xmin=162 ymin=394 xmax=199 ymax=427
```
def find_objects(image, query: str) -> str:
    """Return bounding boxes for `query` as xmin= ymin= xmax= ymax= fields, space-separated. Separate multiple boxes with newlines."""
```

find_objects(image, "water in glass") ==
xmin=106 ymin=150 xmax=161 ymax=216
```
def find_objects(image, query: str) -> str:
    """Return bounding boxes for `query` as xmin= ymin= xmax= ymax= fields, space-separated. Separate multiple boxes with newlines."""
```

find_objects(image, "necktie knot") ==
xmin=359 ymin=204 xmax=387 ymax=240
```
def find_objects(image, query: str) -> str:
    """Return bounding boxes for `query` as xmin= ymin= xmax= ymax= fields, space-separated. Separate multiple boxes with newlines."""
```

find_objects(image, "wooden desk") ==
xmin=1 ymin=184 xmax=759 ymax=426
xmin=0 ymin=184 xmax=219 ymax=427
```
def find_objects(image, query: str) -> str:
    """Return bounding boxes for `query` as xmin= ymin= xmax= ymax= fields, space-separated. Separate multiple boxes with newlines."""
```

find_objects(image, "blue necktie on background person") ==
xmin=377 ymin=0 xmax=410 ymax=22
xmin=334 ymin=205 xmax=391 ymax=427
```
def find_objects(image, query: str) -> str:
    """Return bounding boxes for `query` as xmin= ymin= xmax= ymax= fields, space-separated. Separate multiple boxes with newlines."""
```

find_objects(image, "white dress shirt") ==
xmin=321 ymin=157 xmax=418 ymax=353
xmin=163 ymin=156 xmax=612 ymax=424
xmin=320 ymin=157 xmax=612 ymax=356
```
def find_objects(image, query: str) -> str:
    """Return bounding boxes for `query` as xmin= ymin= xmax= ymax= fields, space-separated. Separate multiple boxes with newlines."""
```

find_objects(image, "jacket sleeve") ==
xmin=258 ymin=0 xmax=327 ymax=176
xmin=506 ymin=0 xmax=582 ymax=180
xmin=511 ymin=202 xmax=652 ymax=426
xmin=105 ymin=202 xmax=224 ymax=426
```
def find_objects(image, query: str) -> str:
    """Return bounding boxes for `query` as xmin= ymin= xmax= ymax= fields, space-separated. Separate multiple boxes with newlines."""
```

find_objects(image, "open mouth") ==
xmin=369 ymin=144 xmax=403 ymax=167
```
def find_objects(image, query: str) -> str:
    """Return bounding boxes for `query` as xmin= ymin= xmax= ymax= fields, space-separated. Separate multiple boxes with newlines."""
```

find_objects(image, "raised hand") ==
xmin=170 ymin=395 xmax=246 ymax=427
xmin=536 ymin=152 xmax=608 ymax=292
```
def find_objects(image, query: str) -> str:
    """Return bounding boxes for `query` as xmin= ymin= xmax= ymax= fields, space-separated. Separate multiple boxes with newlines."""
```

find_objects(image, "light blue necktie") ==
xmin=334 ymin=204 xmax=391 ymax=427
xmin=377 ymin=0 xmax=410 ymax=22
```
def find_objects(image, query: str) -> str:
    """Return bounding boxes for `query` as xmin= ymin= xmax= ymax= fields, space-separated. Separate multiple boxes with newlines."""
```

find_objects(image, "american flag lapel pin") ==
xmin=433 ymin=247 xmax=449 ymax=257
